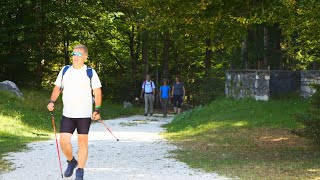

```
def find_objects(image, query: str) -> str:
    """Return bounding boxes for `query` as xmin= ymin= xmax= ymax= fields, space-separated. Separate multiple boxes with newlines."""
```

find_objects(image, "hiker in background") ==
xmin=171 ymin=75 xmax=185 ymax=114
xmin=47 ymin=44 xmax=102 ymax=180
xmin=159 ymin=79 xmax=171 ymax=118
xmin=140 ymin=75 xmax=155 ymax=116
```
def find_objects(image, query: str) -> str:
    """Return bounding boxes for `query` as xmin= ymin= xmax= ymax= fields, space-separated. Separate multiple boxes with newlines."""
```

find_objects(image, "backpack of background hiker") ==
xmin=142 ymin=80 xmax=155 ymax=95
xmin=143 ymin=80 xmax=154 ymax=90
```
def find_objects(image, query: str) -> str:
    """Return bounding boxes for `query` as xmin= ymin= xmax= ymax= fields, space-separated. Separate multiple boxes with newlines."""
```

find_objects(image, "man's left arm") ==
xmin=92 ymin=87 xmax=102 ymax=120
xmin=182 ymin=86 xmax=186 ymax=102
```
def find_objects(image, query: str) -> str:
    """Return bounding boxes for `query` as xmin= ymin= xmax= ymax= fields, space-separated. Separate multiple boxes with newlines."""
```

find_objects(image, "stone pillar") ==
xmin=300 ymin=70 xmax=320 ymax=98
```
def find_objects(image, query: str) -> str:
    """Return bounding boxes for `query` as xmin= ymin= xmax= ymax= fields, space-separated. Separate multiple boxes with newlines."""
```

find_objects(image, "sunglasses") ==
xmin=71 ymin=52 xmax=83 ymax=57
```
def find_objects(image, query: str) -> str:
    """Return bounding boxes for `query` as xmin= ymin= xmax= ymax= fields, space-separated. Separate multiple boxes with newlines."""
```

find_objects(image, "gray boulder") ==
xmin=123 ymin=101 xmax=133 ymax=109
xmin=0 ymin=80 xmax=23 ymax=97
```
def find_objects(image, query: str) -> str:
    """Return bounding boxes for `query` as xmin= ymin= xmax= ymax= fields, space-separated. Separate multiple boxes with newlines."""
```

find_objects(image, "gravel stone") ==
xmin=0 ymin=115 xmax=231 ymax=180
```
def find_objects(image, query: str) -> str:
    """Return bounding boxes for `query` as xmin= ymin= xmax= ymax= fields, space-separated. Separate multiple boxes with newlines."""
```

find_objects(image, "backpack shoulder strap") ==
xmin=86 ymin=66 xmax=95 ymax=102
xmin=60 ymin=65 xmax=70 ymax=91
xmin=86 ymin=66 xmax=93 ymax=89
xmin=62 ymin=65 xmax=70 ymax=76
xmin=86 ymin=66 xmax=93 ymax=79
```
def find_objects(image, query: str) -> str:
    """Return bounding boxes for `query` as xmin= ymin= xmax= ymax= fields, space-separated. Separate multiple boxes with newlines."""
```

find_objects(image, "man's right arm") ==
xmin=47 ymin=86 xmax=61 ymax=111
xmin=140 ymin=88 xmax=144 ymax=98
xmin=171 ymin=87 xmax=174 ymax=97
xmin=140 ymin=82 xmax=144 ymax=98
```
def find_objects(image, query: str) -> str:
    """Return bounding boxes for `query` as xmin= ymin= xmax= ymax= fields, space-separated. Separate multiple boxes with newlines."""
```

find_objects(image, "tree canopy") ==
xmin=1 ymin=0 xmax=319 ymax=104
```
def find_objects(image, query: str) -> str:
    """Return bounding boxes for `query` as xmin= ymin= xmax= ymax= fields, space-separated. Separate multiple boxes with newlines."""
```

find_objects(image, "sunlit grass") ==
xmin=0 ymin=114 xmax=49 ymax=138
xmin=163 ymin=97 xmax=320 ymax=179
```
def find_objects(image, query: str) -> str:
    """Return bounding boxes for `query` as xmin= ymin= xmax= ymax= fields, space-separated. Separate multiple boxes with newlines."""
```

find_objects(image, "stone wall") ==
xmin=225 ymin=70 xmax=270 ymax=101
xmin=300 ymin=70 xmax=320 ymax=98
xmin=269 ymin=71 xmax=300 ymax=96
xmin=226 ymin=70 xmax=302 ymax=101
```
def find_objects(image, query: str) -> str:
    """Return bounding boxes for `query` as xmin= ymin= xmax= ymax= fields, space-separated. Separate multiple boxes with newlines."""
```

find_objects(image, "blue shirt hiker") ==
xmin=159 ymin=79 xmax=171 ymax=117
xmin=160 ymin=85 xmax=171 ymax=99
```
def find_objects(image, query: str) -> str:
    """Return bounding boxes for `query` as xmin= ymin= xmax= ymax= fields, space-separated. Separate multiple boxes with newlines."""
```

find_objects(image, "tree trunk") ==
xmin=142 ymin=30 xmax=149 ymax=75
xmin=241 ymin=33 xmax=248 ymax=69
xmin=205 ymin=38 xmax=212 ymax=76
xmin=135 ymin=26 xmax=141 ymax=63
xmin=128 ymin=25 xmax=139 ymax=100
xmin=263 ymin=26 xmax=270 ymax=69
xmin=63 ymin=37 xmax=70 ymax=65
xmin=274 ymin=25 xmax=282 ymax=70
xmin=129 ymin=25 xmax=136 ymax=69
xmin=63 ymin=0 xmax=70 ymax=65
xmin=36 ymin=0 xmax=45 ymax=87
xmin=155 ymin=46 xmax=160 ymax=108
xmin=162 ymin=30 xmax=170 ymax=78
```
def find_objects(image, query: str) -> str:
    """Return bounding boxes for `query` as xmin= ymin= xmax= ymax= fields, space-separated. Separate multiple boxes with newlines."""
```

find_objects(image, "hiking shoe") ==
xmin=150 ymin=113 xmax=153 ymax=116
xmin=64 ymin=157 xmax=78 ymax=177
xmin=144 ymin=113 xmax=148 ymax=116
xmin=75 ymin=168 xmax=84 ymax=180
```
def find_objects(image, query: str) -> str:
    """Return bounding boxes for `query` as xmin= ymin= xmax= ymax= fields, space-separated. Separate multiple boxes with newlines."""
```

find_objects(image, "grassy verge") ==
xmin=0 ymin=89 xmax=142 ymax=174
xmin=163 ymin=98 xmax=320 ymax=180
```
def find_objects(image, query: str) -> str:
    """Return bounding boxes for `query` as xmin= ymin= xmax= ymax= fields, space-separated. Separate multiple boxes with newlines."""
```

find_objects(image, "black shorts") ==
xmin=60 ymin=116 xmax=92 ymax=134
xmin=173 ymin=95 xmax=183 ymax=108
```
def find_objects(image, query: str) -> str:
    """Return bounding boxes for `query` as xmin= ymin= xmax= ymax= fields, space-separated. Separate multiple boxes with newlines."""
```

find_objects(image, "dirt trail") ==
xmin=0 ymin=115 xmax=230 ymax=180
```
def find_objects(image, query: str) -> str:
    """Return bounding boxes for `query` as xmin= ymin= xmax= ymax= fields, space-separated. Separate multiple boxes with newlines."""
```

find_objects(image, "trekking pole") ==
xmin=99 ymin=119 xmax=119 ymax=141
xmin=50 ymin=111 xmax=64 ymax=178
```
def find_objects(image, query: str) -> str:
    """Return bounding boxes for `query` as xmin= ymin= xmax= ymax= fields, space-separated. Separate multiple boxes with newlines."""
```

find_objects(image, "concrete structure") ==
xmin=225 ymin=70 xmax=306 ymax=101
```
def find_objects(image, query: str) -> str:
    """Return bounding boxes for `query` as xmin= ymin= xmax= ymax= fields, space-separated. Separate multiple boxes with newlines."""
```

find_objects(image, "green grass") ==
xmin=166 ymin=98 xmax=307 ymax=132
xmin=163 ymin=98 xmax=320 ymax=180
xmin=101 ymin=103 xmax=143 ymax=120
xmin=0 ymin=89 xmax=142 ymax=174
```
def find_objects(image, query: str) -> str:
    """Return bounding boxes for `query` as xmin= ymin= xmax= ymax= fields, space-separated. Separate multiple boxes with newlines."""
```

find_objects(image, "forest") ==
xmin=1 ymin=0 xmax=319 ymax=104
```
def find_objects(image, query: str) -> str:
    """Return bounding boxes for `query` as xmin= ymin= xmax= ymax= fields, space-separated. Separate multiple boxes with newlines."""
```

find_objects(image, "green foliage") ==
xmin=188 ymin=67 xmax=226 ymax=105
xmin=294 ymin=85 xmax=320 ymax=143
xmin=2 ymin=0 xmax=320 ymax=102
xmin=166 ymin=97 xmax=307 ymax=133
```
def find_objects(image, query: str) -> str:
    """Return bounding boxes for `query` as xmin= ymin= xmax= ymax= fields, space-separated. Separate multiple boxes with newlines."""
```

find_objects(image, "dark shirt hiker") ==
xmin=171 ymin=75 xmax=185 ymax=114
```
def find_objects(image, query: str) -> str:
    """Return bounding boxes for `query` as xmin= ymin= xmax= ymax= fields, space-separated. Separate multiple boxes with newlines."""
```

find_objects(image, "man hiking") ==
xmin=47 ymin=44 xmax=102 ymax=180
xmin=140 ymin=75 xmax=155 ymax=116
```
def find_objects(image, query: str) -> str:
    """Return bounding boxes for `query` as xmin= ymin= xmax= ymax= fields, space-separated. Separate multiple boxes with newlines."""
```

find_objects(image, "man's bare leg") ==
xmin=60 ymin=133 xmax=73 ymax=160
xmin=77 ymin=134 xmax=89 ymax=168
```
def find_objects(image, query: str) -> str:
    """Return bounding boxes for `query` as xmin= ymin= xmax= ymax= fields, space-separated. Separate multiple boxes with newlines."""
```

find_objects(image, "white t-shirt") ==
xmin=142 ymin=81 xmax=155 ymax=93
xmin=54 ymin=65 xmax=102 ymax=118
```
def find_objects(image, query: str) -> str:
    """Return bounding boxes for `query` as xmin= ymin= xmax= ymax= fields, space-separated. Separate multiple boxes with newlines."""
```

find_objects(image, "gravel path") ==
xmin=0 ymin=115 xmax=230 ymax=180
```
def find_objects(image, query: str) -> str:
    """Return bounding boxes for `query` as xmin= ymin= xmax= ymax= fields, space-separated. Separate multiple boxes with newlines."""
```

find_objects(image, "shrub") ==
xmin=294 ymin=84 xmax=320 ymax=143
